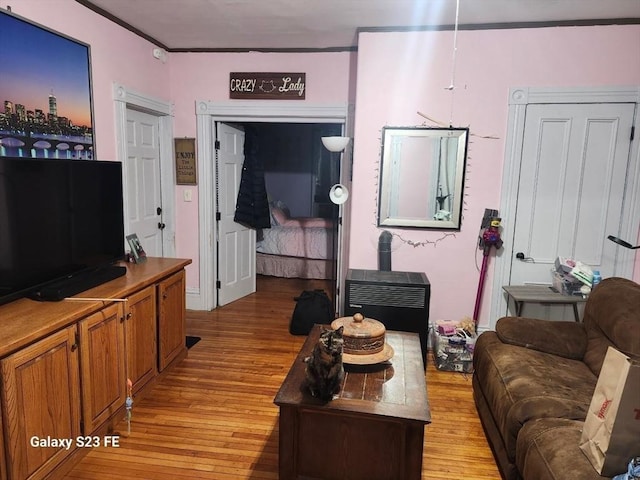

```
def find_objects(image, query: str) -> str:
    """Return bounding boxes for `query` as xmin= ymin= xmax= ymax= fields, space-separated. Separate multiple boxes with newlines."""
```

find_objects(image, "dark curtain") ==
xmin=233 ymin=125 xmax=271 ymax=229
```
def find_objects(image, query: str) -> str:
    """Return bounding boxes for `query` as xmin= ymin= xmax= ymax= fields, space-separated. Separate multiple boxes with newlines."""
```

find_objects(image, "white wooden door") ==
xmin=216 ymin=123 xmax=256 ymax=306
xmin=125 ymin=109 xmax=163 ymax=257
xmin=510 ymin=102 xmax=635 ymax=319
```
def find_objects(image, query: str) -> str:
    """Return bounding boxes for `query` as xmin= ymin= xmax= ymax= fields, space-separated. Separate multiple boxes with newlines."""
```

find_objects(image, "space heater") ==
xmin=344 ymin=269 xmax=430 ymax=365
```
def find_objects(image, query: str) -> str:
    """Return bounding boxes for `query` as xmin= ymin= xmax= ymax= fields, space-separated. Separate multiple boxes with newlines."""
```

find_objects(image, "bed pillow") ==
xmin=274 ymin=200 xmax=291 ymax=216
xmin=269 ymin=200 xmax=291 ymax=226
xmin=271 ymin=207 xmax=289 ymax=225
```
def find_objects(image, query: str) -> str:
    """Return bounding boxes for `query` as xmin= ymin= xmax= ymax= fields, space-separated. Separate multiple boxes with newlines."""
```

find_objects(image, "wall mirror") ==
xmin=378 ymin=126 xmax=468 ymax=229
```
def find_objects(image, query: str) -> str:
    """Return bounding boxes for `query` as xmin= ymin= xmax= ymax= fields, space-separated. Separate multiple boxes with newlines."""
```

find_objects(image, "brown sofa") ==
xmin=472 ymin=277 xmax=640 ymax=480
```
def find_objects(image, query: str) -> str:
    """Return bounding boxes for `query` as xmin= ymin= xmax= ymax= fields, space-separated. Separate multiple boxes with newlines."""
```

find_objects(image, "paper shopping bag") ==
xmin=579 ymin=346 xmax=640 ymax=476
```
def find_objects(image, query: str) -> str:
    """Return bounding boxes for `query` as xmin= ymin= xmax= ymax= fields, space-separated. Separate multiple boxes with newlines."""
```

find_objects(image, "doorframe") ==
xmin=113 ymin=82 xmax=176 ymax=257
xmin=489 ymin=85 xmax=640 ymax=330
xmin=195 ymin=100 xmax=350 ymax=311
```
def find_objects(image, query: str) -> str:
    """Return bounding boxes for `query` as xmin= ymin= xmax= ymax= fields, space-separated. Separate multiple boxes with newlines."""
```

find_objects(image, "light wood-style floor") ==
xmin=66 ymin=276 xmax=500 ymax=479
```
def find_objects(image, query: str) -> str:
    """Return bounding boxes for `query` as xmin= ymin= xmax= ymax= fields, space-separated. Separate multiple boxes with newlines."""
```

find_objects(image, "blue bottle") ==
xmin=592 ymin=270 xmax=602 ymax=288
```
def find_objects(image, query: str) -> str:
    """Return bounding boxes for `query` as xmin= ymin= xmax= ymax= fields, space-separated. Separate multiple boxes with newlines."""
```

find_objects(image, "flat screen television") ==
xmin=0 ymin=157 xmax=126 ymax=305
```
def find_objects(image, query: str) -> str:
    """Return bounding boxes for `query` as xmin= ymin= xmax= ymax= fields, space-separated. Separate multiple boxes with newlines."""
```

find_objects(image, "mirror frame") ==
xmin=377 ymin=126 xmax=469 ymax=230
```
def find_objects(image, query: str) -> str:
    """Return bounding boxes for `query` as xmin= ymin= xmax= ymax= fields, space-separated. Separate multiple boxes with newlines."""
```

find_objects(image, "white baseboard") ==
xmin=186 ymin=287 xmax=208 ymax=311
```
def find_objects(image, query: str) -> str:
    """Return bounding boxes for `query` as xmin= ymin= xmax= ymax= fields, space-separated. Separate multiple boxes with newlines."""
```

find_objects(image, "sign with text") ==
xmin=229 ymin=72 xmax=306 ymax=100
xmin=174 ymin=138 xmax=197 ymax=185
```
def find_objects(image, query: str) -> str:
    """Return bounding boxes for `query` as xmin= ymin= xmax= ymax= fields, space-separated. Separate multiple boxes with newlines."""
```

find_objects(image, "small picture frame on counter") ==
xmin=126 ymin=233 xmax=147 ymax=263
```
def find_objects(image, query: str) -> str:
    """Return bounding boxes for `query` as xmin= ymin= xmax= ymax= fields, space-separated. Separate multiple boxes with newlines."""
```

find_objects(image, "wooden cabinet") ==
xmin=158 ymin=270 xmax=186 ymax=371
xmin=0 ymin=258 xmax=190 ymax=480
xmin=78 ymin=303 xmax=126 ymax=435
xmin=0 ymin=405 xmax=5 ymax=480
xmin=1 ymin=326 xmax=81 ymax=480
xmin=125 ymin=285 xmax=157 ymax=394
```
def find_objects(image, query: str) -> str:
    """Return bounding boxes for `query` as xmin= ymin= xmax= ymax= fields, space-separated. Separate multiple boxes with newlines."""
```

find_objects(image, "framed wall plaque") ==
xmin=175 ymin=138 xmax=197 ymax=185
xmin=229 ymin=72 xmax=306 ymax=100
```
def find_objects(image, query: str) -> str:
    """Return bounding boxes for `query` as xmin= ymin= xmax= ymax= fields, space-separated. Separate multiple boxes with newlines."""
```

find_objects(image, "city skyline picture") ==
xmin=0 ymin=9 xmax=94 ymax=159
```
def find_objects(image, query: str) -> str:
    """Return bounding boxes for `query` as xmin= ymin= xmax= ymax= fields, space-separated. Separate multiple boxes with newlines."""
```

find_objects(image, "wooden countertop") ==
xmin=274 ymin=325 xmax=431 ymax=424
xmin=0 ymin=257 xmax=191 ymax=358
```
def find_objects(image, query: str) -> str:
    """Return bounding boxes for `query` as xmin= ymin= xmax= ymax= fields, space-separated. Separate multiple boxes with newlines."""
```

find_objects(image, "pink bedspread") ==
xmin=276 ymin=217 xmax=332 ymax=228
xmin=257 ymin=225 xmax=334 ymax=260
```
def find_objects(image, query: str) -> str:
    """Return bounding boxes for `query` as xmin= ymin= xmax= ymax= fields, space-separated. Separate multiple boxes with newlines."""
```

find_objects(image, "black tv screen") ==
xmin=0 ymin=157 xmax=124 ymax=305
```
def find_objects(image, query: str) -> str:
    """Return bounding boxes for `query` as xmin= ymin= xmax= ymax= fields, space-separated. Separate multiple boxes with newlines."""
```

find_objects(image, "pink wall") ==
xmin=168 ymin=52 xmax=355 ymax=287
xmin=351 ymin=26 xmax=640 ymax=328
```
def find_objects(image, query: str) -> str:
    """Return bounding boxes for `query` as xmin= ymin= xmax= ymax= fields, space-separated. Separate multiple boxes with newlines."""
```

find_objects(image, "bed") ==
xmin=257 ymin=202 xmax=335 ymax=279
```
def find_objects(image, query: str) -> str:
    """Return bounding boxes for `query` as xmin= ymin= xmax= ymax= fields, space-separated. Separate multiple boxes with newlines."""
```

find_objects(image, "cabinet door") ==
xmin=79 ymin=303 xmax=126 ymax=434
xmin=158 ymin=270 xmax=186 ymax=371
xmin=1 ymin=325 xmax=80 ymax=480
xmin=0 ymin=404 xmax=5 ymax=480
xmin=126 ymin=285 xmax=158 ymax=394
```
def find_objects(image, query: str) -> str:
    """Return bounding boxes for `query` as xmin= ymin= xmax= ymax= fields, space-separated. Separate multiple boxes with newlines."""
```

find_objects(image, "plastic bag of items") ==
xmin=553 ymin=257 xmax=594 ymax=296
xmin=430 ymin=318 xmax=476 ymax=373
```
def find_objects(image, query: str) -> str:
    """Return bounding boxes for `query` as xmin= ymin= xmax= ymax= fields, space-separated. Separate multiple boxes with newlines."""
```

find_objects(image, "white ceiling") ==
xmin=79 ymin=0 xmax=640 ymax=51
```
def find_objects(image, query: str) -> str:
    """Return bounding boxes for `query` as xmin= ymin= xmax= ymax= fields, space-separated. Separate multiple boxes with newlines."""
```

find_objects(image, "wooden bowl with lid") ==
xmin=331 ymin=313 xmax=394 ymax=365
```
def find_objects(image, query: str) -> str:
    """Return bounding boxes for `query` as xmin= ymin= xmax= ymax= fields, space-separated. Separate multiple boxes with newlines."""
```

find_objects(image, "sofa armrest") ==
xmin=495 ymin=316 xmax=587 ymax=360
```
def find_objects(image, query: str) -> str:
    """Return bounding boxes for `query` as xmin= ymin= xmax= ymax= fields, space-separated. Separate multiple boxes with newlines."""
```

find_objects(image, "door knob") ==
xmin=516 ymin=252 xmax=534 ymax=262
xmin=158 ymin=222 xmax=166 ymax=230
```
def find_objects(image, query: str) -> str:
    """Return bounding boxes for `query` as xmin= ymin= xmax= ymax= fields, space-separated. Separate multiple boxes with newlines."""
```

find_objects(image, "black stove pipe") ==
xmin=378 ymin=231 xmax=393 ymax=271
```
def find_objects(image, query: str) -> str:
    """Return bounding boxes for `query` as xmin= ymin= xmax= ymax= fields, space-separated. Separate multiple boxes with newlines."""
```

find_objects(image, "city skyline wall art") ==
xmin=0 ymin=8 xmax=95 ymax=159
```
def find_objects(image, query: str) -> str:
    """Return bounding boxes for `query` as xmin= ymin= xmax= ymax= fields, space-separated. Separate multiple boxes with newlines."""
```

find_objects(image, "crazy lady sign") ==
xmin=229 ymin=72 xmax=306 ymax=99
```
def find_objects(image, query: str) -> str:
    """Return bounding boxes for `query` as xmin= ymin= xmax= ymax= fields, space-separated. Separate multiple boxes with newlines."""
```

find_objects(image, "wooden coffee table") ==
xmin=274 ymin=325 xmax=431 ymax=480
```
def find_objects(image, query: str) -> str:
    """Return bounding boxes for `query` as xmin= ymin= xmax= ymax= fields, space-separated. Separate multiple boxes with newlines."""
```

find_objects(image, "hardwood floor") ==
xmin=65 ymin=276 xmax=500 ymax=479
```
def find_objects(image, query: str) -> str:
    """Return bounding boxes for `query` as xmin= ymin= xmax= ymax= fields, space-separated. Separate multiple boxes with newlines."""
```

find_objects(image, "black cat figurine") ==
xmin=304 ymin=326 xmax=345 ymax=401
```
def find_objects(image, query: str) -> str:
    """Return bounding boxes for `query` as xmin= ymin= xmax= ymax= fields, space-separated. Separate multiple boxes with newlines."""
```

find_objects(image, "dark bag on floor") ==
xmin=289 ymin=290 xmax=333 ymax=335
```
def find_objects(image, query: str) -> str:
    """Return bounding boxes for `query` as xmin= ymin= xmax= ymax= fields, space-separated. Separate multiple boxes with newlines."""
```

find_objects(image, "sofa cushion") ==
xmin=496 ymin=316 xmax=587 ymax=359
xmin=582 ymin=277 xmax=640 ymax=377
xmin=473 ymin=332 xmax=597 ymax=460
xmin=516 ymin=418 xmax=608 ymax=480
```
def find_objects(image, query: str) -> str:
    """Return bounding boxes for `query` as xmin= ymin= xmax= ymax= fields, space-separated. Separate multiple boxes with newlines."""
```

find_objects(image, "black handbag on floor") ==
xmin=289 ymin=290 xmax=333 ymax=335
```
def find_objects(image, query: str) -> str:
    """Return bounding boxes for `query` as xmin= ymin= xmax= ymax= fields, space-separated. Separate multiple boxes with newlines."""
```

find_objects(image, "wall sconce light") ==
xmin=321 ymin=136 xmax=350 ymax=153
xmin=329 ymin=184 xmax=349 ymax=205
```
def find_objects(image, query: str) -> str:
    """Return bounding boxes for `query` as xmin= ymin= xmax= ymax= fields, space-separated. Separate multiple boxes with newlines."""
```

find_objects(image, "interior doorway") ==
xmin=113 ymin=82 xmax=176 ymax=259
xmin=195 ymin=101 xmax=350 ymax=312
xmin=125 ymin=108 xmax=165 ymax=257
xmin=215 ymin=121 xmax=342 ymax=306
xmin=508 ymin=102 xmax=635 ymax=320
xmin=490 ymin=86 xmax=640 ymax=328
